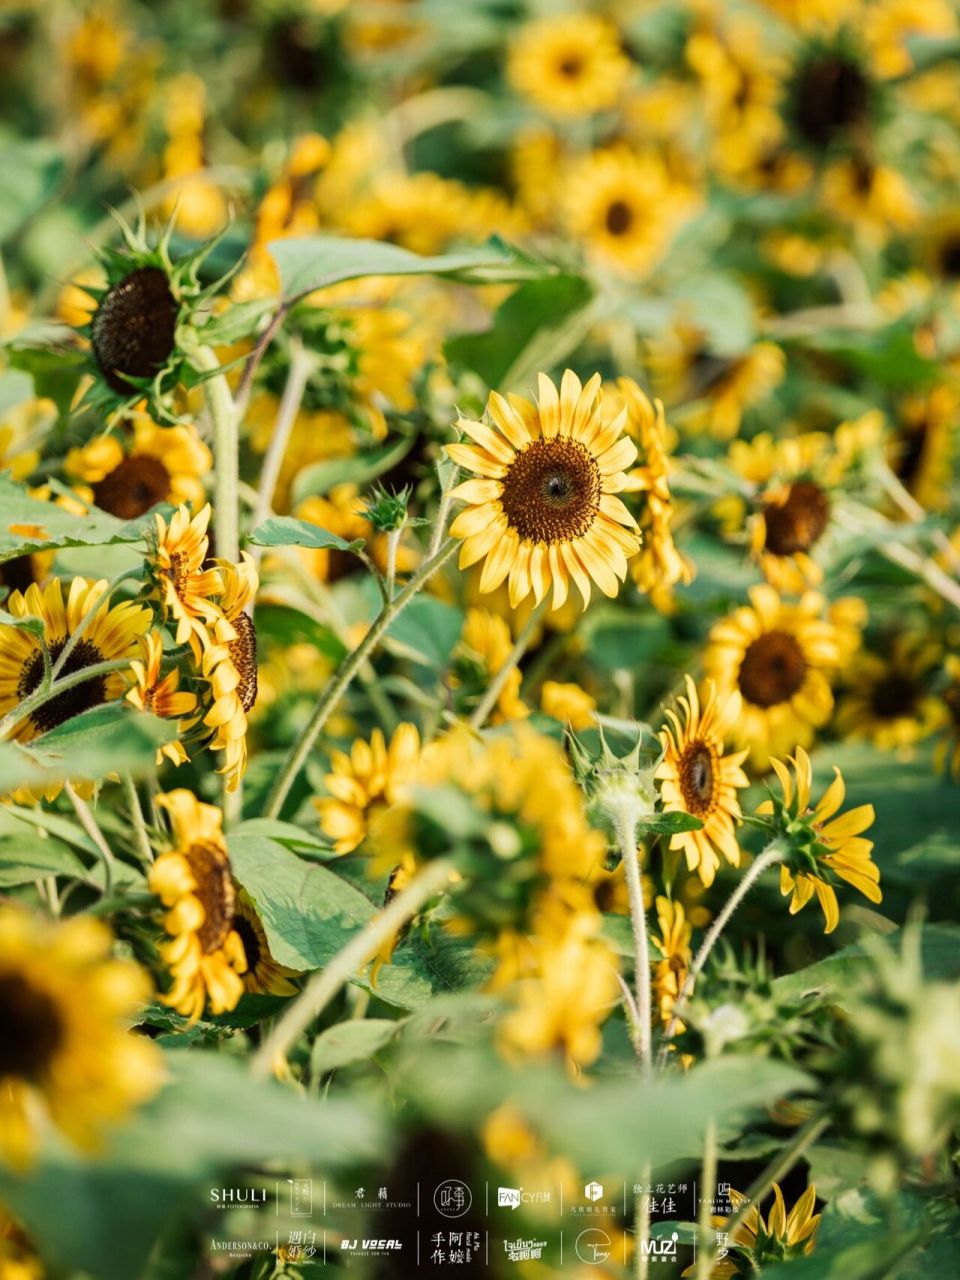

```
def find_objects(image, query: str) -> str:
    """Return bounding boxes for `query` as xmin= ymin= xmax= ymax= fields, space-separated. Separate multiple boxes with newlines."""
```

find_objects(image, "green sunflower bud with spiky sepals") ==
xmin=76 ymin=210 xmax=238 ymax=421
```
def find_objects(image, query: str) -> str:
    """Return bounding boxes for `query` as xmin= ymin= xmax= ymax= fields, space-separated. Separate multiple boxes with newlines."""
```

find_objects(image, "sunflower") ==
xmin=704 ymin=585 xmax=858 ymax=768
xmin=656 ymin=677 xmax=750 ymax=887
xmin=126 ymin=630 xmax=198 ymax=766
xmin=507 ymin=12 xmax=630 ymax=119
xmin=446 ymin=370 xmax=640 ymax=610
xmin=65 ymin=415 xmax=211 ymax=520
xmin=315 ymin=723 xmax=422 ymax=855
xmin=0 ymin=1204 xmax=42 ymax=1280
xmin=651 ymin=896 xmax=693 ymax=1031
xmin=750 ymin=479 xmax=832 ymax=593
xmin=0 ymin=905 xmax=163 ymax=1168
xmin=199 ymin=555 xmax=258 ymax=790
xmin=836 ymin=634 xmax=945 ymax=750
xmin=452 ymin=608 xmax=529 ymax=724
xmin=540 ymin=680 xmax=596 ymax=730
xmin=563 ymin=146 xmax=695 ymax=276
xmin=889 ymin=385 xmax=956 ymax=512
xmin=0 ymin=578 xmax=151 ymax=790
xmin=233 ymin=889 xmax=299 ymax=998
xmin=149 ymin=504 xmax=224 ymax=661
xmin=820 ymin=156 xmax=918 ymax=244
xmin=758 ymin=747 xmax=880 ymax=934
xmin=785 ymin=41 xmax=878 ymax=158
xmin=685 ymin=1183 xmax=820 ymax=1278
xmin=148 ymin=789 xmax=247 ymax=1021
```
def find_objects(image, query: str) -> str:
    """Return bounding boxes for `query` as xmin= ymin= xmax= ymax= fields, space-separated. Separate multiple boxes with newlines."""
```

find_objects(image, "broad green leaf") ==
xmin=0 ymin=832 xmax=87 ymax=887
xmin=760 ymin=1232 xmax=920 ymax=1280
xmin=0 ymin=367 xmax=34 ymax=414
xmin=444 ymin=273 xmax=594 ymax=388
xmin=248 ymin=515 xmax=363 ymax=554
xmin=229 ymin=832 xmax=375 ymax=970
xmin=772 ymin=924 xmax=960 ymax=1003
xmin=0 ymin=705 xmax=176 ymax=793
xmin=290 ymin=436 xmax=415 ymax=506
xmin=0 ymin=136 xmax=64 ymax=240
xmin=269 ymin=234 xmax=539 ymax=301
xmin=311 ymin=1017 xmax=401 ymax=1074
xmin=0 ymin=476 xmax=156 ymax=562
xmin=232 ymin=818 xmax=332 ymax=854
xmin=670 ymin=273 xmax=756 ymax=356
xmin=0 ymin=1050 xmax=386 ymax=1280
xmin=386 ymin=596 xmax=463 ymax=668
xmin=639 ymin=811 xmax=704 ymax=835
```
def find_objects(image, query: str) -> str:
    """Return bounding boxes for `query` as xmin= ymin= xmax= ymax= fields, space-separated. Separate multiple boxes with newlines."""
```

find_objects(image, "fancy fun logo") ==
xmin=497 ymin=1185 xmax=552 ymax=1210
xmin=209 ymin=1186 xmax=269 ymax=1210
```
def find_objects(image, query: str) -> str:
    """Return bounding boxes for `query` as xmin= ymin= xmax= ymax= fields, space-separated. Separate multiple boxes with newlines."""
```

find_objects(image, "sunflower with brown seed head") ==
xmin=0 ymin=905 xmax=163 ymax=1168
xmin=446 ymin=370 xmax=640 ymax=610
xmin=233 ymin=889 xmax=299 ymax=998
xmin=149 ymin=790 xmax=247 ymax=1021
xmin=150 ymin=504 xmax=224 ymax=661
xmin=656 ymin=677 xmax=750 ymax=887
xmin=507 ymin=12 xmax=630 ymax=119
xmin=126 ymin=630 xmax=198 ymax=767
xmin=704 ymin=584 xmax=861 ymax=768
xmin=315 ymin=722 xmax=422 ymax=855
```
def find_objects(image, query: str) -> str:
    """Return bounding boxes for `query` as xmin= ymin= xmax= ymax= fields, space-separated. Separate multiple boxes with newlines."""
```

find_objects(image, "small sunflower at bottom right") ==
xmin=758 ymin=747 xmax=880 ymax=934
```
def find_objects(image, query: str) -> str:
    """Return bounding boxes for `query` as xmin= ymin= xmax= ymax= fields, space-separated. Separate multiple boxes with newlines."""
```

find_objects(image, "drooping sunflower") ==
xmin=889 ymin=384 xmax=956 ymax=512
xmin=684 ymin=1183 xmax=820 ymax=1278
xmin=148 ymin=790 xmax=247 ymax=1021
xmin=0 ymin=578 xmax=151 ymax=792
xmin=446 ymin=370 xmax=640 ymax=610
xmin=836 ymin=634 xmax=945 ymax=750
xmin=315 ymin=722 xmax=422 ymax=855
xmin=65 ymin=415 xmax=211 ymax=520
xmin=704 ymin=584 xmax=859 ymax=767
xmin=563 ymin=146 xmax=695 ymax=276
xmin=758 ymin=747 xmax=880 ymax=934
xmin=126 ymin=630 xmax=198 ymax=767
xmin=656 ymin=677 xmax=750 ymax=887
xmin=149 ymin=504 xmax=224 ymax=661
xmin=0 ymin=905 xmax=163 ymax=1168
xmin=233 ymin=889 xmax=299 ymax=998
xmin=651 ymin=896 xmax=693 ymax=1031
xmin=199 ymin=555 xmax=259 ymax=791
xmin=507 ymin=12 xmax=630 ymax=119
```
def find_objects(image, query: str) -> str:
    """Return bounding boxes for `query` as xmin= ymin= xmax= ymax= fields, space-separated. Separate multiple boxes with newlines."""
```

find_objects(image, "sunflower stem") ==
xmin=696 ymin=1117 xmax=718 ymax=1280
xmin=249 ymin=336 xmax=315 ymax=570
xmin=122 ymin=772 xmax=153 ymax=866
xmin=614 ymin=805 xmax=653 ymax=1077
xmin=659 ymin=843 xmax=785 ymax=1065
xmin=385 ymin=528 xmax=401 ymax=600
xmin=262 ymin=537 xmax=458 ymax=819
xmin=250 ymin=858 xmax=455 ymax=1079
xmin=468 ymin=597 xmax=547 ymax=731
xmin=0 ymin=657 xmax=137 ymax=742
xmin=192 ymin=343 xmax=240 ymax=566
xmin=65 ymin=783 xmax=116 ymax=898
xmin=48 ymin=567 xmax=143 ymax=684
xmin=636 ymin=1170 xmax=652 ymax=1280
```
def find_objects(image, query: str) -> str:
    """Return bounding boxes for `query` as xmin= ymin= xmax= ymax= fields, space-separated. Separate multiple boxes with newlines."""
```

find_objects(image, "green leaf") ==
xmin=772 ymin=924 xmax=960 ymax=1003
xmin=670 ymin=273 xmax=756 ymax=356
xmin=0 ymin=475 xmax=156 ymax=562
xmin=290 ymin=436 xmax=415 ymax=506
xmin=0 ymin=832 xmax=87 ymax=887
xmin=0 ymin=367 xmax=34 ymax=414
xmin=0 ymin=1050 xmax=386 ymax=1280
xmin=0 ymin=705 xmax=177 ymax=793
xmin=759 ymin=1233 xmax=920 ymax=1280
xmin=640 ymin=811 xmax=704 ymax=835
xmin=444 ymin=274 xmax=593 ymax=388
xmin=247 ymin=515 xmax=363 ymax=554
xmin=311 ymin=1018 xmax=401 ymax=1074
xmin=386 ymin=597 xmax=463 ymax=668
xmin=0 ymin=136 xmax=64 ymax=240
xmin=0 ymin=607 xmax=45 ymax=636
xmin=269 ymin=234 xmax=539 ymax=301
xmin=229 ymin=832 xmax=376 ymax=970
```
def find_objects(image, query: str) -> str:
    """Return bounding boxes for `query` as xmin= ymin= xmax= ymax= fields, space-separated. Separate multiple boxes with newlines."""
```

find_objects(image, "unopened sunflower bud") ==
xmin=364 ymin=484 xmax=411 ymax=533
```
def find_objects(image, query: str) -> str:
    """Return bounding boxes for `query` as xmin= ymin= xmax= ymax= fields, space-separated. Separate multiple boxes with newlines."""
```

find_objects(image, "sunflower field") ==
xmin=2 ymin=1 xmax=960 ymax=1277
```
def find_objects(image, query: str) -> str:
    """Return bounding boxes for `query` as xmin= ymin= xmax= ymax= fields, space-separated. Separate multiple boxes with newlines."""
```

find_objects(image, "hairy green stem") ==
xmin=468 ymin=597 xmax=547 ymax=731
xmin=250 ymin=337 xmax=314 ymax=570
xmin=0 ymin=657 xmax=135 ymax=742
xmin=250 ymin=858 xmax=454 ymax=1079
xmin=65 ymin=783 xmax=116 ymax=898
xmin=615 ymin=808 xmax=652 ymax=1077
xmin=193 ymin=343 xmax=240 ymax=566
xmin=263 ymin=537 xmax=458 ymax=818
xmin=122 ymin=773 xmax=153 ymax=866
xmin=696 ymin=1118 xmax=718 ymax=1280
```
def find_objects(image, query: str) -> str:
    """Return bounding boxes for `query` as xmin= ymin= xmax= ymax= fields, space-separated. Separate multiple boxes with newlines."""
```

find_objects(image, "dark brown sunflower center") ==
xmin=893 ymin=422 xmax=928 ymax=488
xmin=93 ymin=454 xmax=172 ymax=519
xmin=499 ymin=437 xmax=602 ymax=545
xmin=91 ymin=266 xmax=178 ymax=395
xmin=18 ymin=638 xmax=108 ymax=734
xmin=232 ymin=912 xmax=261 ymax=971
xmin=679 ymin=741 xmax=716 ymax=815
xmin=0 ymin=971 xmax=65 ymax=1080
xmin=558 ymin=54 xmax=583 ymax=78
xmin=605 ymin=200 xmax=634 ymax=236
xmin=185 ymin=841 xmax=235 ymax=954
xmin=228 ymin=611 xmax=258 ymax=713
xmin=794 ymin=55 xmax=870 ymax=150
xmin=944 ymin=683 xmax=960 ymax=726
xmin=763 ymin=481 xmax=830 ymax=556
xmin=0 ymin=555 xmax=38 ymax=595
xmin=939 ymin=237 xmax=960 ymax=279
xmin=871 ymin=673 xmax=918 ymax=719
xmin=738 ymin=630 xmax=807 ymax=708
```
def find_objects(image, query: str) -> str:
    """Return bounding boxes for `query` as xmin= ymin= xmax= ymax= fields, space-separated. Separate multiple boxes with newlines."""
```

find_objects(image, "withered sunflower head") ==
xmin=78 ymin=210 xmax=233 ymax=420
xmin=92 ymin=451 xmax=173 ymax=519
xmin=763 ymin=481 xmax=830 ymax=557
xmin=789 ymin=43 xmax=874 ymax=153
xmin=738 ymin=630 xmax=808 ymax=708
xmin=227 ymin=612 xmax=258 ymax=714
xmin=500 ymin=436 xmax=603 ymax=545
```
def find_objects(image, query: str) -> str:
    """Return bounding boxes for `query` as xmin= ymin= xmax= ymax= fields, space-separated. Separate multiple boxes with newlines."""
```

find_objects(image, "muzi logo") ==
xmin=639 ymin=1232 xmax=679 ymax=1258
xmin=209 ymin=1187 xmax=268 ymax=1209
